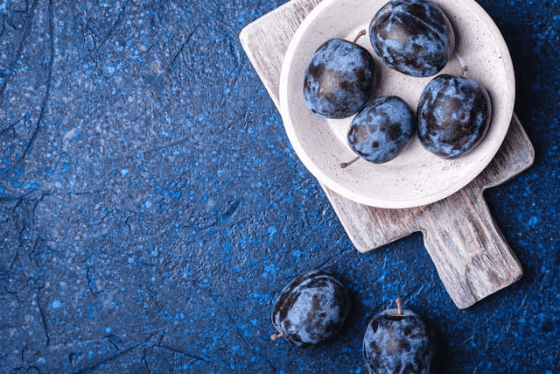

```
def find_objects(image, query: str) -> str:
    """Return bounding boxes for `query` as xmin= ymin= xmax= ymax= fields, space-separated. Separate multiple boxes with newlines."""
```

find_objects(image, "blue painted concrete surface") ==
xmin=0 ymin=0 xmax=558 ymax=372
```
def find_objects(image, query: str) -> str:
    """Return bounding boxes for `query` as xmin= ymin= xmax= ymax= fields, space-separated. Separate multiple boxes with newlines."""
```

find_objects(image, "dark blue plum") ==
xmin=363 ymin=300 xmax=436 ymax=374
xmin=347 ymin=96 xmax=415 ymax=164
xmin=303 ymin=38 xmax=375 ymax=119
xmin=417 ymin=73 xmax=492 ymax=158
xmin=369 ymin=0 xmax=455 ymax=77
xmin=271 ymin=270 xmax=350 ymax=347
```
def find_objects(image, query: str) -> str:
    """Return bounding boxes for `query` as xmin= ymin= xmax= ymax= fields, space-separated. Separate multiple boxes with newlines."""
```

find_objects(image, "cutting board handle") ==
xmin=418 ymin=187 xmax=523 ymax=309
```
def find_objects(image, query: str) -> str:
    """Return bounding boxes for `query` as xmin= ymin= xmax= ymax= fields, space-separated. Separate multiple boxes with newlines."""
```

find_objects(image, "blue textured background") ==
xmin=0 ymin=0 xmax=558 ymax=372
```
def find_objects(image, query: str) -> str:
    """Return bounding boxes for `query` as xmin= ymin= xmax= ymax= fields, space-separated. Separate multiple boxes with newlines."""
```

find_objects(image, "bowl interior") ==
xmin=279 ymin=0 xmax=515 ymax=208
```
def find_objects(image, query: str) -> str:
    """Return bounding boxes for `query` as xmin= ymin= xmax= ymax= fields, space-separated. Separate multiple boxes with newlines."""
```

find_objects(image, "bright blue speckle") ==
xmin=528 ymin=216 xmax=539 ymax=226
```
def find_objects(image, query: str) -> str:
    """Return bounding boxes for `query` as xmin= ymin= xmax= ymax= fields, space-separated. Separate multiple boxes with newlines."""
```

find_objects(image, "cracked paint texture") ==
xmin=0 ymin=0 xmax=559 ymax=373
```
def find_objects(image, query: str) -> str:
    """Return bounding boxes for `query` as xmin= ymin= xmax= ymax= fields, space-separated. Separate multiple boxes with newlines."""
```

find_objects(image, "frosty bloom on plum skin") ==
xmin=363 ymin=299 xmax=436 ymax=374
xmin=347 ymin=95 xmax=415 ymax=164
xmin=271 ymin=270 xmax=350 ymax=347
xmin=369 ymin=0 xmax=455 ymax=77
xmin=303 ymin=36 xmax=375 ymax=119
xmin=417 ymin=67 xmax=492 ymax=159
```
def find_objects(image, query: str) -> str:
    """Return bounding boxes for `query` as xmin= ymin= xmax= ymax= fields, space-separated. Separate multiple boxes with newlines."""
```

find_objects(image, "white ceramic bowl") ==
xmin=279 ymin=0 xmax=515 ymax=208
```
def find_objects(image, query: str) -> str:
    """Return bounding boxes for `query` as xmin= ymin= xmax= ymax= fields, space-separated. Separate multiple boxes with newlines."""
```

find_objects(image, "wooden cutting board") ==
xmin=239 ymin=0 xmax=534 ymax=309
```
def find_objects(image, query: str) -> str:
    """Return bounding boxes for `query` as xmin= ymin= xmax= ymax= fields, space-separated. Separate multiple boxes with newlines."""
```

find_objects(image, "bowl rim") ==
xmin=279 ymin=0 xmax=515 ymax=209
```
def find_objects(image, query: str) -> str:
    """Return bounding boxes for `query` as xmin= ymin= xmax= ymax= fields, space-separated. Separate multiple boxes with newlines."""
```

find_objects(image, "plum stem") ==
xmin=396 ymin=298 xmax=403 ymax=315
xmin=271 ymin=332 xmax=284 ymax=341
xmin=340 ymin=156 xmax=360 ymax=168
xmin=353 ymin=29 xmax=366 ymax=44
xmin=459 ymin=66 xmax=469 ymax=78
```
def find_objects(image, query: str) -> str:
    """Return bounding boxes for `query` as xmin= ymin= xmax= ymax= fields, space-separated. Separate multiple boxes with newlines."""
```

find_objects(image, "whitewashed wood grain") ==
xmin=239 ymin=0 xmax=535 ymax=309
